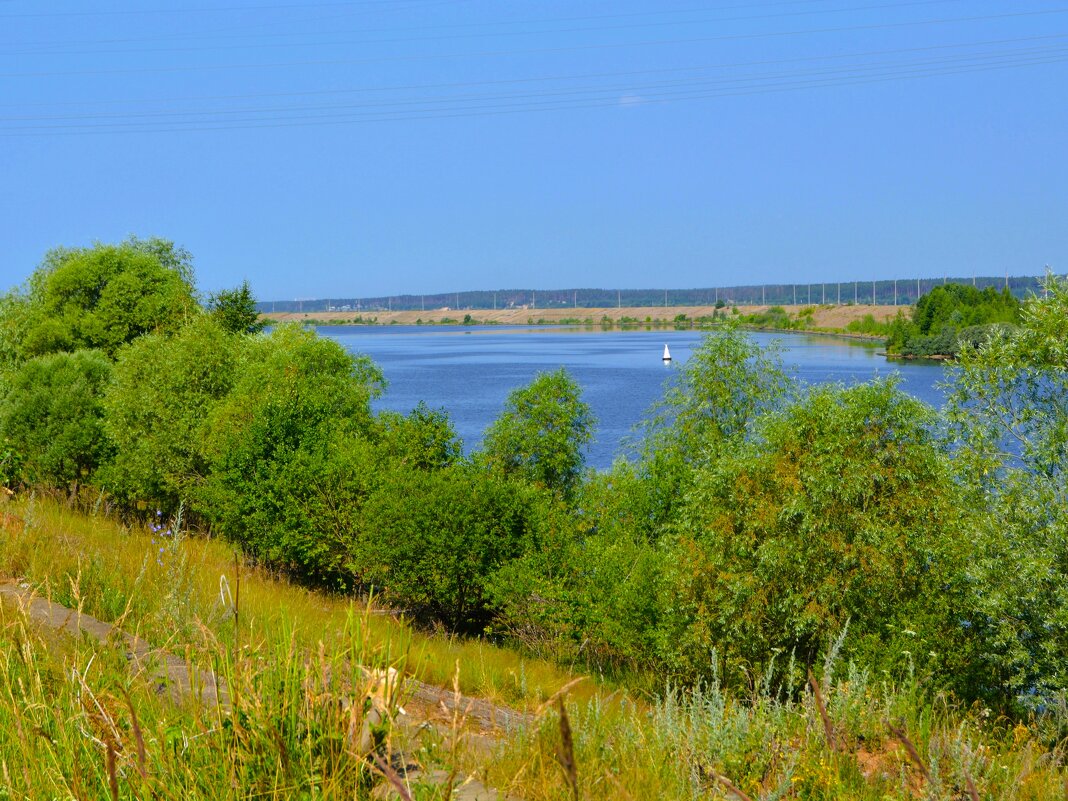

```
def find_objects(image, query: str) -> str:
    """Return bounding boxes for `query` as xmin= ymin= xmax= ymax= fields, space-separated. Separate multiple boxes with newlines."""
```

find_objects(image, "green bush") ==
xmin=101 ymin=315 xmax=243 ymax=509
xmin=357 ymin=466 xmax=542 ymax=631
xmin=490 ymin=465 xmax=667 ymax=670
xmin=481 ymin=368 xmax=594 ymax=498
xmin=19 ymin=238 xmax=198 ymax=360
xmin=660 ymin=380 xmax=975 ymax=690
xmin=208 ymin=279 xmax=266 ymax=334
xmin=373 ymin=402 xmax=463 ymax=471
xmin=887 ymin=284 xmax=1021 ymax=357
xmin=944 ymin=274 xmax=1068 ymax=706
xmin=0 ymin=349 xmax=113 ymax=486
xmin=199 ymin=324 xmax=384 ymax=581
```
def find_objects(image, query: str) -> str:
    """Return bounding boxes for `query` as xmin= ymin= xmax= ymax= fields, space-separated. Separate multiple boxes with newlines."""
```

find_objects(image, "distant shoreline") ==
xmin=261 ymin=303 xmax=900 ymax=337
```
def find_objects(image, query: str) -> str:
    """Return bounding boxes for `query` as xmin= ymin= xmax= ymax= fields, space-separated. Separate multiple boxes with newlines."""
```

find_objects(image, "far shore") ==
xmin=261 ymin=303 xmax=901 ymax=333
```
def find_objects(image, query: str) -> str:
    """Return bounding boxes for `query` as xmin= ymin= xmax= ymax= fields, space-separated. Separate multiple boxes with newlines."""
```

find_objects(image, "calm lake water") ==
xmin=317 ymin=326 xmax=946 ymax=469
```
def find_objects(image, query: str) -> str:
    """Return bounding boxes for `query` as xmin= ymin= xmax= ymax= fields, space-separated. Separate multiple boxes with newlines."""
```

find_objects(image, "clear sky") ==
xmin=1 ymin=1 xmax=1066 ymax=300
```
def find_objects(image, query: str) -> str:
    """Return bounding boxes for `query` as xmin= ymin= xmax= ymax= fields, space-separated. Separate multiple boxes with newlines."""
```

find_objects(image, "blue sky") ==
xmin=1 ymin=1 xmax=1066 ymax=300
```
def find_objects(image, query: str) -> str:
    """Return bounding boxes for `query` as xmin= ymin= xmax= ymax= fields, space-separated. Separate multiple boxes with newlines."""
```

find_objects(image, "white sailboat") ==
xmin=662 ymin=344 xmax=672 ymax=363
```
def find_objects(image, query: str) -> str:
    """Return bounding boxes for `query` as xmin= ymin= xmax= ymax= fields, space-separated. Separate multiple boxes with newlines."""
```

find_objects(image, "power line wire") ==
xmin=4 ymin=42 xmax=1064 ymax=123
xmin=2 ymin=46 xmax=1062 ymax=135
xmin=4 ymin=6 xmax=1067 ymax=79
xmin=4 ymin=31 xmax=1064 ymax=110
xmin=8 ymin=0 xmax=968 ymax=52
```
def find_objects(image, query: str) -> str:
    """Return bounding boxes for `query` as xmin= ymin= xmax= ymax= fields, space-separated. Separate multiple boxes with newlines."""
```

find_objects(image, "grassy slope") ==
xmin=1 ymin=496 xmax=1065 ymax=800
xmin=0 ymin=495 xmax=594 ymax=710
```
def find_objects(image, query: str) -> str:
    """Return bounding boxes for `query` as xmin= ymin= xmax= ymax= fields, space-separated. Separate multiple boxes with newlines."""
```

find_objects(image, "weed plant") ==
xmin=2 ymin=496 xmax=1067 ymax=799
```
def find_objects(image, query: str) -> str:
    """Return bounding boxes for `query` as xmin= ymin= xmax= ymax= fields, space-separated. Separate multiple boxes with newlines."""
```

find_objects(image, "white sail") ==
xmin=662 ymin=344 xmax=671 ymax=361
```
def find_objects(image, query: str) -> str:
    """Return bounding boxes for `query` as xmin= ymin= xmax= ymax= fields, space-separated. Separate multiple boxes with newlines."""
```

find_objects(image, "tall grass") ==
xmin=0 ymin=494 xmax=598 ymax=709
xmin=3 ymin=495 xmax=1067 ymax=800
xmin=485 ymin=660 xmax=1068 ymax=800
xmin=0 ymin=579 xmax=434 ymax=799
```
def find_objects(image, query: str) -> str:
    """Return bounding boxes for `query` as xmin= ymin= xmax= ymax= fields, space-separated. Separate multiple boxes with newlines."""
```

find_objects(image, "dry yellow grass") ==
xmin=0 ymin=494 xmax=602 ymax=712
xmin=263 ymin=303 xmax=902 ymax=328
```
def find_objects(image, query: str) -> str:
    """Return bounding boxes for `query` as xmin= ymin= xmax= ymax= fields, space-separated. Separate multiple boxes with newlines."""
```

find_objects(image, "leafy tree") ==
xmin=0 ymin=350 xmax=113 ymax=486
xmin=18 ymin=238 xmax=198 ymax=360
xmin=101 ymin=316 xmax=243 ymax=510
xmin=373 ymin=402 xmax=463 ymax=471
xmin=943 ymin=274 xmax=1068 ymax=706
xmin=630 ymin=327 xmax=790 ymax=539
xmin=886 ymin=284 xmax=1021 ymax=357
xmin=0 ymin=291 xmax=33 ymax=380
xmin=490 ymin=464 xmax=667 ymax=670
xmin=659 ymin=380 xmax=973 ymax=690
xmin=208 ymin=280 xmax=266 ymax=335
xmin=357 ymin=466 xmax=541 ymax=631
xmin=199 ymin=324 xmax=384 ymax=580
xmin=481 ymin=368 xmax=594 ymax=497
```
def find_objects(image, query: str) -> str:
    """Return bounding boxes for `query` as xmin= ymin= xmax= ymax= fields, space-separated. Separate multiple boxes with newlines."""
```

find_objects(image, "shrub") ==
xmin=19 ymin=238 xmax=198 ymax=360
xmin=481 ymin=368 xmax=594 ymax=498
xmin=208 ymin=280 xmax=266 ymax=334
xmin=199 ymin=325 xmax=384 ymax=582
xmin=373 ymin=402 xmax=462 ymax=471
xmin=357 ymin=466 xmax=541 ymax=631
xmin=0 ymin=349 xmax=113 ymax=486
xmin=101 ymin=316 xmax=243 ymax=509
xmin=660 ymin=380 xmax=975 ymax=690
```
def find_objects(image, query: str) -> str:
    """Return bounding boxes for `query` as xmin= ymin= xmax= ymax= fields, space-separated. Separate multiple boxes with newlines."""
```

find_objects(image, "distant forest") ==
xmin=259 ymin=275 xmax=1047 ymax=313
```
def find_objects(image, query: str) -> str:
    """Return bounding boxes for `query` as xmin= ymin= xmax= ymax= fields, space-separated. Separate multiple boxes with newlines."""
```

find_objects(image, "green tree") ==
xmin=18 ymin=238 xmax=199 ymax=360
xmin=357 ymin=466 xmax=540 ymax=631
xmin=660 ymin=380 xmax=973 ymax=690
xmin=631 ymin=327 xmax=790 ymax=539
xmin=481 ymin=368 xmax=594 ymax=497
xmin=199 ymin=324 xmax=384 ymax=581
xmin=943 ymin=274 xmax=1068 ymax=706
xmin=0 ymin=350 xmax=113 ymax=486
xmin=101 ymin=315 xmax=243 ymax=510
xmin=489 ymin=464 xmax=667 ymax=671
xmin=373 ymin=402 xmax=462 ymax=471
xmin=887 ymin=283 xmax=1021 ymax=357
xmin=208 ymin=280 xmax=266 ymax=335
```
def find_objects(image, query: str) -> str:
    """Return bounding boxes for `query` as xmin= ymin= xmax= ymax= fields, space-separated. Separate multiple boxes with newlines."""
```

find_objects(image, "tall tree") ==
xmin=208 ymin=280 xmax=266 ymax=335
xmin=17 ymin=237 xmax=198 ymax=360
xmin=481 ymin=368 xmax=594 ymax=497
xmin=944 ymin=273 xmax=1068 ymax=706
xmin=0 ymin=350 xmax=113 ymax=486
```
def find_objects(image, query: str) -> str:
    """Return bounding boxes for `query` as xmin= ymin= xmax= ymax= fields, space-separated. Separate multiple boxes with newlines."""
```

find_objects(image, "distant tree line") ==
xmin=2 ymin=238 xmax=1066 ymax=717
xmin=886 ymin=284 xmax=1022 ymax=358
xmin=260 ymin=275 xmax=1046 ymax=313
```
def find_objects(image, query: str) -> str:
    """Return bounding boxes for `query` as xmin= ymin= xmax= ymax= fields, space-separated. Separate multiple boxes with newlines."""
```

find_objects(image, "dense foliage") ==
xmin=886 ymin=283 xmax=1021 ymax=357
xmin=17 ymin=238 xmax=198 ymax=359
xmin=0 ymin=349 xmax=113 ymax=485
xmin=1 ymin=238 xmax=1066 ymax=718
xmin=209 ymin=279 xmax=267 ymax=334
xmin=481 ymin=367 xmax=594 ymax=497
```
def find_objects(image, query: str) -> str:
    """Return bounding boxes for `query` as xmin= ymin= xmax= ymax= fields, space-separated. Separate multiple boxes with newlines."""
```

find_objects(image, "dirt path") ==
xmin=0 ymin=580 xmax=523 ymax=800
xmin=0 ymin=580 xmax=229 ymax=708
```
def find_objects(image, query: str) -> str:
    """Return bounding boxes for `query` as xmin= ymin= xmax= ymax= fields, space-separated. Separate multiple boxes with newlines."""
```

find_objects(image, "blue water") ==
xmin=317 ymin=326 xmax=946 ymax=469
